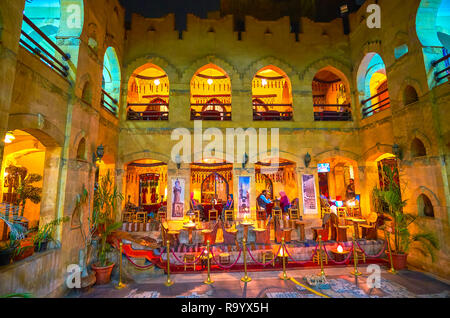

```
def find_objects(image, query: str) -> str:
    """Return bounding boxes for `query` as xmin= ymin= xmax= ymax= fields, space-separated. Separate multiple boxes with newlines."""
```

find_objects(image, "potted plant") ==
xmin=373 ymin=166 xmax=439 ymax=269
xmin=33 ymin=216 xmax=69 ymax=252
xmin=0 ymin=213 xmax=27 ymax=266
xmin=91 ymin=171 xmax=123 ymax=285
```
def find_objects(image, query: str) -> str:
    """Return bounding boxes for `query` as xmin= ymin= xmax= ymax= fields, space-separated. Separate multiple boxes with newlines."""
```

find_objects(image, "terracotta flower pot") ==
xmin=92 ymin=263 xmax=115 ymax=285
xmin=391 ymin=253 xmax=408 ymax=270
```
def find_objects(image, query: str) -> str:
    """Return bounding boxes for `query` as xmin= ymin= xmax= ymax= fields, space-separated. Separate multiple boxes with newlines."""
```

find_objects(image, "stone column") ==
xmin=39 ymin=147 xmax=63 ymax=225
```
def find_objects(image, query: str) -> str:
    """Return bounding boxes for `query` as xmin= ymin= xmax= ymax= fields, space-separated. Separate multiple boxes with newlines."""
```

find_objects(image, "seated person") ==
xmin=221 ymin=194 xmax=234 ymax=220
xmin=257 ymin=190 xmax=272 ymax=213
xmin=190 ymin=192 xmax=205 ymax=221
xmin=279 ymin=191 xmax=291 ymax=213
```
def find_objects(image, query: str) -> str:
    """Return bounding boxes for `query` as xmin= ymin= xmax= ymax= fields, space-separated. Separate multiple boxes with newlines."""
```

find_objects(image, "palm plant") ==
xmin=33 ymin=216 xmax=70 ymax=251
xmin=93 ymin=170 xmax=123 ymax=267
xmin=372 ymin=166 xmax=439 ymax=261
xmin=16 ymin=173 xmax=43 ymax=217
xmin=0 ymin=213 xmax=27 ymax=250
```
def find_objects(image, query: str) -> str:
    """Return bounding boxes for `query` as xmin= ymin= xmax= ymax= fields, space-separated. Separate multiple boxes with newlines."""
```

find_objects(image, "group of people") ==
xmin=188 ymin=189 xmax=294 ymax=221
xmin=257 ymin=190 xmax=291 ymax=214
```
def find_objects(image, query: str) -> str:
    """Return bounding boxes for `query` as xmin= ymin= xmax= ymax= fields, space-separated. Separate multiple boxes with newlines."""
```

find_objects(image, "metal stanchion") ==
xmin=279 ymin=238 xmax=289 ymax=280
xmin=164 ymin=240 xmax=174 ymax=286
xmin=351 ymin=234 xmax=362 ymax=276
xmin=115 ymin=242 xmax=126 ymax=289
xmin=385 ymin=230 xmax=397 ymax=274
xmin=204 ymin=240 xmax=214 ymax=285
xmin=241 ymin=238 xmax=252 ymax=282
xmin=317 ymin=235 xmax=326 ymax=277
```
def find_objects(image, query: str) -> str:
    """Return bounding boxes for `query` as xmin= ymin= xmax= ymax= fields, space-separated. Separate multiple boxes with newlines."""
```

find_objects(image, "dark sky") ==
xmin=119 ymin=0 xmax=364 ymax=31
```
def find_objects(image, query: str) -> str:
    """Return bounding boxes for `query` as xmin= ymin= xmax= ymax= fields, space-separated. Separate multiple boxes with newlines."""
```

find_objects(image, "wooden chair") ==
xmin=193 ymin=210 xmax=201 ymax=223
xmin=224 ymin=210 xmax=234 ymax=222
xmin=158 ymin=209 xmax=167 ymax=222
xmin=321 ymin=206 xmax=331 ymax=219
xmin=209 ymin=209 xmax=218 ymax=222
xmin=337 ymin=207 xmax=347 ymax=219
xmin=256 ymin=209 xmax=266 ymax=221
xmin=359 ymin=212 xmax=379 ymax=240
xmin=289 ymin=208 xmax=300 ymax=220
xmin=312 ymin=249 xmax=328 ymax=265
xmin=262 ymin=250 xmax=275 ymax=267
xmin=273 ymin=208 xmax=282 ymax=218
xmin=122 ymin=212 xmax=133 ymax=223
xmin=183 ymin=253 xmax=196 ymax=271
xmin=135 ymin=211 xmax=147 ymax=223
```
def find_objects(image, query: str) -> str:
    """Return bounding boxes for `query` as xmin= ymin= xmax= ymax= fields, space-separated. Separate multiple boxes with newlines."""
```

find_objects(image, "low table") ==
xmin=330 ymin=248 xmax=351 ymax=262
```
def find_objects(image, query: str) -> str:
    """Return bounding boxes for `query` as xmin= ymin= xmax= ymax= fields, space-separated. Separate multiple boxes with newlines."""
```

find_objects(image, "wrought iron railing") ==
xmin=190 ymin=103 xmax=232 ymax=121
xmin=314 ymin=104 xmax=352 ymax=121
xmin=432 ymin=53 xmax=450 ymax=83
xmin=101 ymin=89 xmax=119 ymax=115
xmin=127 ymin=103 xmax=169 ymax=121
xmin=253 ymin=104 xmax=293 ymax=121
xmin=361 ymin=88 xmax=391 ymax=118
xmin=19 ymin=15 xmax=70 ymax=77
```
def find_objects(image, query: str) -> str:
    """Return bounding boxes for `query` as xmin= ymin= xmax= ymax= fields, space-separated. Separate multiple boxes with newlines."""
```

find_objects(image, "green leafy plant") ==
xmin=372 ymin=166 xmax=439 ymax=261
xmin=5 ymin=165 xmax=42 ymax=217
xmin=93 ymin=170 xmax=123 ymax=267
xmin=33 ymin=216 xmax=69 ymax=251
xmin=0 ymin=212 xmax=27 ymax=259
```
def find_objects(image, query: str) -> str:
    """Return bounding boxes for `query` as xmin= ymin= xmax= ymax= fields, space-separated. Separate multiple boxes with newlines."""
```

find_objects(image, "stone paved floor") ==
xmin=68 ymin=265 xmax=450 ymax=298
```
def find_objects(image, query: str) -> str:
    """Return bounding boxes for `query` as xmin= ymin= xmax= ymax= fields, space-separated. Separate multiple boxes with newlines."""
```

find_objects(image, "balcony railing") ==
xmin=101 ymin=89 xmax=119 ymax=115
xmin=361 ymin=89 xmax=391 ymax=118
xmin=432 ymin=53 xmax=450 ymax=83
xmin=190 ymin=103 xmax=231 ymax=121
xmin=127 ymin=103 xmax=169 ymax=120
xmin=314 ymin=104 xmax=352 ymax=121
xmin=19 ymin=15 xmax=70 ymax=78
xmin=253 ymin=104 xmax=293 ymax=121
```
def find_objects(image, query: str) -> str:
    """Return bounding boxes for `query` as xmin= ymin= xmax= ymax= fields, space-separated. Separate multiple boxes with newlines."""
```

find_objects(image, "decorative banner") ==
xmin=238 ymin=176 xmax=251 ymax=217
xmin=171 ymin=178 xmax=185 ymax=219
xmin=302 ymin=174 xmax=318 ymax=215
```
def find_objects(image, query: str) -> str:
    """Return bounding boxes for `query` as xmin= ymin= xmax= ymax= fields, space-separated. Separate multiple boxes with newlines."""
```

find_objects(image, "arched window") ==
xmin=312 ymin=67 xmax=352 ymax=121
xmin=417 ymin=194 xmax=434 ymax=218
xmin=102 ymin=47 xmax=121 ymax=115
xmin=81 ymin=81 xmax=92 ymax=104
xmin=357 ymin=53 xmax=391 ymax=118
xmin=190 ymin=64 xmax=231 ymax=121
xmin=127 ymin=63 xmax=169 ymax=121
xmin=411 ymin=138 xmax=427 ymax=157
xmin=76 ymin=138 xmax=86 ymax=160
xmin=416 ymin=0 xmax=450 ymax=87
xmin=252 ymin=66 xmax=292 ymax=121
xmin=404 ymin=85 xmax=419 ymax=106
xmin=20 ymin=0 xmax=84 ymax=77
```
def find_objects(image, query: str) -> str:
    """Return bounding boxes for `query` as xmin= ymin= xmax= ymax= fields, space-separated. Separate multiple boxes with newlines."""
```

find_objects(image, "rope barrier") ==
xmin=170 ymin=248 xmax=207 ymax=265
xmin=355 ymin=240 xmax=387 ymax=258
xmin=289 ymin=277 xmax=331 ymax=298
xmin=210 ymin=248 xmax=243 ymax=269
xmin=123 ymin=252 xmax=155 ymax=269
xmin=322 ymin=244 xmax=353 ymax=265
xmin=246 ymin=245 xmax=282 ymax=266
xmin=283 ymin=243 xmax=318 ymax=265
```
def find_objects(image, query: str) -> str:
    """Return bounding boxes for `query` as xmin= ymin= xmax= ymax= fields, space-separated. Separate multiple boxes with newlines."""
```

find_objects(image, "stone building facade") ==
xmin=0 ymin=0 xmax=448 ymax=296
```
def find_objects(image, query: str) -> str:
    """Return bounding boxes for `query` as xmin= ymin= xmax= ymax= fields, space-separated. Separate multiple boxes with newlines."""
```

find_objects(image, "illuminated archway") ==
xmin=312 ymin=67 xmax=352 ymax=121
xmin=252 ymin=66 xmax=293 ymax=121
xmin=101 ymin=47 xmax=121 ymax=115
xmin=357 ymin=53 xmax=391 ymax=118
xmin=190 ymin=64 xmax=232 ymax=121
xmin=416 ymin=0 xmax=450 ymax=87
xmin=127 ymin=63 xmax=169 ymax=121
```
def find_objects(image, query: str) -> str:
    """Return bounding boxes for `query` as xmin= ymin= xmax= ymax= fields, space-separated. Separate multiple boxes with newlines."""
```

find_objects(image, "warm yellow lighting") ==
xmin=337 ymin=245 xmax=344 ymax=253
xmin=154 ymin=79 xmax=160 ymax=86
xmin=261 ymin=78 xmax=268 ymax=86
xmin=4 ymin=172 xmax=8 ymax=178
xmin=4 ymin=131 xmax=15 ymax=144
xmin=207 ymin=78 xmax=213 ymax=85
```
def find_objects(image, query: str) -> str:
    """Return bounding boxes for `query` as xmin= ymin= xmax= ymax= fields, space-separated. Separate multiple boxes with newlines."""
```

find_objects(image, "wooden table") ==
xmin=292 ymin=220 xmax=306 ymax=241
xmin=241 ymin=221 xmax=254 ymax=241
xmin=282 ymin=228 xmax=292 ymax=243
xmin=183 ymin=222 xmax=197 ymax=244
xmin=350 ymin=218 xmax=366 ymax=239
xmin=337 ymin=225 xmax=351 ymax=242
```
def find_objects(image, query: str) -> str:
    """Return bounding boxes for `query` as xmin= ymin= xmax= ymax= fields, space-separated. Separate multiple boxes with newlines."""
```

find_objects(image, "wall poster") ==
xmin=302 ymin=174 xmax=318 ymax=215
xmin=238 ymin=176 xmax=251 ymax=218
xmin=171 ymin=178 xmax=185 ymax=219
